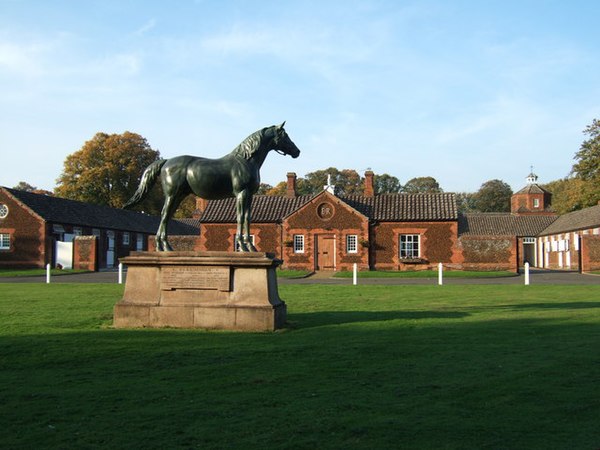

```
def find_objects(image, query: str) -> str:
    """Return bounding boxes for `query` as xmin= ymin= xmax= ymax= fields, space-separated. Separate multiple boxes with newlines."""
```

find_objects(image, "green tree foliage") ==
xmin=13 ymin=181 xmax=36 ymax=192
xmin=55 ymin=132 xmax=163 ymax=213
xmin=570 ymin=118 xmax=600 ymax=207
xmin=541 ymin=119 xmax=600 ymax=213
xmin=472 ymin=179 xmax=512 ymax=212
xmin=264 ymin=169 xmax=403 ymax=196
xmin=300 ymin=168 xmax=363 ymax=196
xmin=374 ymin=173 xmax=402 ymax=194
xmin=456 ymin=192 xmax=477 ymax=213
xmin=402 ymin=176 xmax=443 ymax=193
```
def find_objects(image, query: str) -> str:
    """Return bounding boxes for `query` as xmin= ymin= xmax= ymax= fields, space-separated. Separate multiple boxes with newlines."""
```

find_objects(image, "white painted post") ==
xmin=524 ymin=262 xmax=530 ymax=285
xmin=46 ymin=263 xmax=51 ymax=284
xmin=353 ymin=263 xmax=358 ymax=286
xmin=438 ymin=262 xmax=443 ymax=286
xmin=118 ymin=263 xmax=123 ymax=284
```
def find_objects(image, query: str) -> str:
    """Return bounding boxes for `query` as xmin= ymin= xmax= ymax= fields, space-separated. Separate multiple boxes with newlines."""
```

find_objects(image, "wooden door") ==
xmin=316 ymin=235 xmax=335 ymax=270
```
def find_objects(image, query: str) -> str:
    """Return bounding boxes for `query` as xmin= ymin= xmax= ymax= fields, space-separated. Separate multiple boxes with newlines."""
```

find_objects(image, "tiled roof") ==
xmin=343 ymin=193 xmax=457 ymax=221
xmin=459 ymin=213 xmax=557 ymax=237
xmin=200 ymin=192 xmax=458 ymax=223
xmin=539 ymin=204 xmax=600 ymax=235
xmin=3 ymin=187 xmax=198 ymax=235
xmin=200 ymin=195 xmax=313 ymax=223
xmin=514 ymin=183 xmax=551 ymax=195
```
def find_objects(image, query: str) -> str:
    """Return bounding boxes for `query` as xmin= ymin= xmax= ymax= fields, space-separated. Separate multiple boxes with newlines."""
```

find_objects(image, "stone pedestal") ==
xmin=113 ymin=251 xmax=286 ymax=331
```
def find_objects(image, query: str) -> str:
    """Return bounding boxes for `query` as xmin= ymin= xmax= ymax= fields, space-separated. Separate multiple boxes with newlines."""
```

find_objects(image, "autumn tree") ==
xmin=471 ymin=179 xmax=512 ymax=212
xmin=402 ymin=176 xmax=442 ymax=193
xmin=55 ymin=132 xmax=163 ymax=213
xmin=541 ymin=177 xmax=587 ymax=214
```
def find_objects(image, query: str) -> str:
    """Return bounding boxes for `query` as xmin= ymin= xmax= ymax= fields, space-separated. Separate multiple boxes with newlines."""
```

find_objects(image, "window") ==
xmin=346 ymin=235 xmax=358 ymax=253
xmin=533 ymin=198 xmax=540 ymax=208
xmin=136 ymin=234 xmax=144 ymax=251
xmin=73 ymin=227 xmax=82 ymax=236
xmin=0 ymin=204 xmax=8 ymax=219
xmin=293 ymin=235 xmax=304 ymax=253
xmin=0 ymin=233 xmax=10 ymax=250
xmin=123 ymin=232 xmax=130 ymax=245
xmin=400 ymin=234 xmax=420 ymax=258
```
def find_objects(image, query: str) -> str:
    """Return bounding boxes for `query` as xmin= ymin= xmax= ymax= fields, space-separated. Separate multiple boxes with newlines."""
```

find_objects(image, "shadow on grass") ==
xmin=1 ymin=316 xmax=600 ymax=449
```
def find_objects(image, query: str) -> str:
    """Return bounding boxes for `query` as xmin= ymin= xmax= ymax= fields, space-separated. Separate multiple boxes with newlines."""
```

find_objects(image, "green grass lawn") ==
xmin=1 ymin=283 xmax=599 ymax=449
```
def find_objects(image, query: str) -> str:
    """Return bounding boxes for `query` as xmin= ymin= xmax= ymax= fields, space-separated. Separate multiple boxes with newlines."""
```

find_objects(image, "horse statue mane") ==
xmin=231 ymin=127 xmax=270 ymax=160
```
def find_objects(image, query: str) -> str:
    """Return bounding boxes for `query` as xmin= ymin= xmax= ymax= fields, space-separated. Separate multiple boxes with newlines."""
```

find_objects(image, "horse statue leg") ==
xmin=155 ymin=203 xmax=172 ymax=251
xmin=156 ymin=190 xmax=190 ymax=251
xmin=234 ymin=190 xmax=257 ymax=252
xmin=242 ymin=192 xmax=257 ymax=252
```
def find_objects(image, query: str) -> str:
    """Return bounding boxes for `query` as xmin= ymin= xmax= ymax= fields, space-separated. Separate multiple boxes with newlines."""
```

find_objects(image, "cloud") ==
xmin=134 ymin=19 xmax=157 ymax=36
xmin=0 ymin=40 xmax=45 ymax=75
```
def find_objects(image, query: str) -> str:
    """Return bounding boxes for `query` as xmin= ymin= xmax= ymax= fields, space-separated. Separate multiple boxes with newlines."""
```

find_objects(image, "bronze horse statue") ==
xmin=124 ymin=122 xmax=300 ymax=251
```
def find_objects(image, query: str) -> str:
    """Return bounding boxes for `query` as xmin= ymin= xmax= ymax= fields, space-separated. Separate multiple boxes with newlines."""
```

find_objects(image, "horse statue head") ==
xmin=270 ymin=122 xmax=301 ymax=159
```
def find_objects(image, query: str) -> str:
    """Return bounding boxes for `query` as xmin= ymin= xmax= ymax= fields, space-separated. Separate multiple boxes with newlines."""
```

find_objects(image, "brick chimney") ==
xmin=192 ymin=197 xmax=208 ymax=219
xmin=364 ymin=170 xmax=375 ymax=197
xmin=286 ymin=172 xmax=297 ymax=198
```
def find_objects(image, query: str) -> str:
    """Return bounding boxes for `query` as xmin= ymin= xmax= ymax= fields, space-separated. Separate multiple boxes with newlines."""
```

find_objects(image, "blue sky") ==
xmin=1 ymin=0 xmax=599 ymax=193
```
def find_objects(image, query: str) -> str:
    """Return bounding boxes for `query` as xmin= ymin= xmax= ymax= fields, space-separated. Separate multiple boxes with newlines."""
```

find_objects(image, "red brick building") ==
xmin=196 ymin=171 xmax=559 ymax=272
xmin=536 ymin=203 xmax=600 ymax=272
xmin=0 ymin=187 xmax=198 ymax=270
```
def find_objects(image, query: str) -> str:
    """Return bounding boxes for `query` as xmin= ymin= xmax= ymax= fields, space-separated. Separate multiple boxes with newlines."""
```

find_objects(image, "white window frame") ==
xmin=400 ymin=234 xmax=420 ymax=258
xmin=293 ymin=234 xmax=305 ymax=253
xmin=346 ymin=235 xmax=358 ymax=253
xmin=123 ymin=232 xmax=130 ymax=246
xmin=533 ymin=198 xmax=540 ymax=208
xmin=0 ymin=233 xmax=10 ymax=250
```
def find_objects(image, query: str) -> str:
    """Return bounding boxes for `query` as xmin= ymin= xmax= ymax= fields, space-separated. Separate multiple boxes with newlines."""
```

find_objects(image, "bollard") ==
xmin=438 ymin=262 xmax=443 ymax=286
xmin=46 ymin=263 xmax=51 ymax=284
xmin=524 ymin=262 xmax=530 ymax=285
xmin=118 ymin=263 xmax=123 ymax=284
xmin=353 ymin=263 xmax=358 ymax=286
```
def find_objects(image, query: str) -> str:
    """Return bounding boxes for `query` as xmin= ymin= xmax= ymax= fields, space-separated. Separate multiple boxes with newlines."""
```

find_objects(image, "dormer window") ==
xmin=533 ymin=198 xmax=540 ymax=208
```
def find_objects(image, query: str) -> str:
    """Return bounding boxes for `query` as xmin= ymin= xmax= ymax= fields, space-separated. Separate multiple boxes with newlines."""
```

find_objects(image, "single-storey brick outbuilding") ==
xmin=0 ymin=187 xmax=198 ymax=270
xmin=195 ymin=171 xmax=568 ymax=273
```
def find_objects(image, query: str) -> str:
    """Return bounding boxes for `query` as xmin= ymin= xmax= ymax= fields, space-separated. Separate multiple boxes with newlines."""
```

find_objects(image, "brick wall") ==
xmin=73 ymin=236 xmax=98 ymax=271
xmin=371 ymin=221 xmax=458 ymax=271
xmin=458 ymin=235 xmax=517 ymax=272
xmin=0 ymin=191 xmax=46 ymax=268
xmin=580 ymin=235 xmax=600 ymax=272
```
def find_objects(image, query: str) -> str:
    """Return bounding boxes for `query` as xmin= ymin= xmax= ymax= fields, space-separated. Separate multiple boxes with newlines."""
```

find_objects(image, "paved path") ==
xmin=2 ymin=269 xmax=598 ymax=285
xmin=279 ymin=269 xmax=600 ymax=286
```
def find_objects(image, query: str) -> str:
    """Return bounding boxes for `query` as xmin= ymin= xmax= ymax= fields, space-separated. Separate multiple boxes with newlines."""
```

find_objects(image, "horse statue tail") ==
xmin=123 ymin=159 xmax=167 ymax=209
